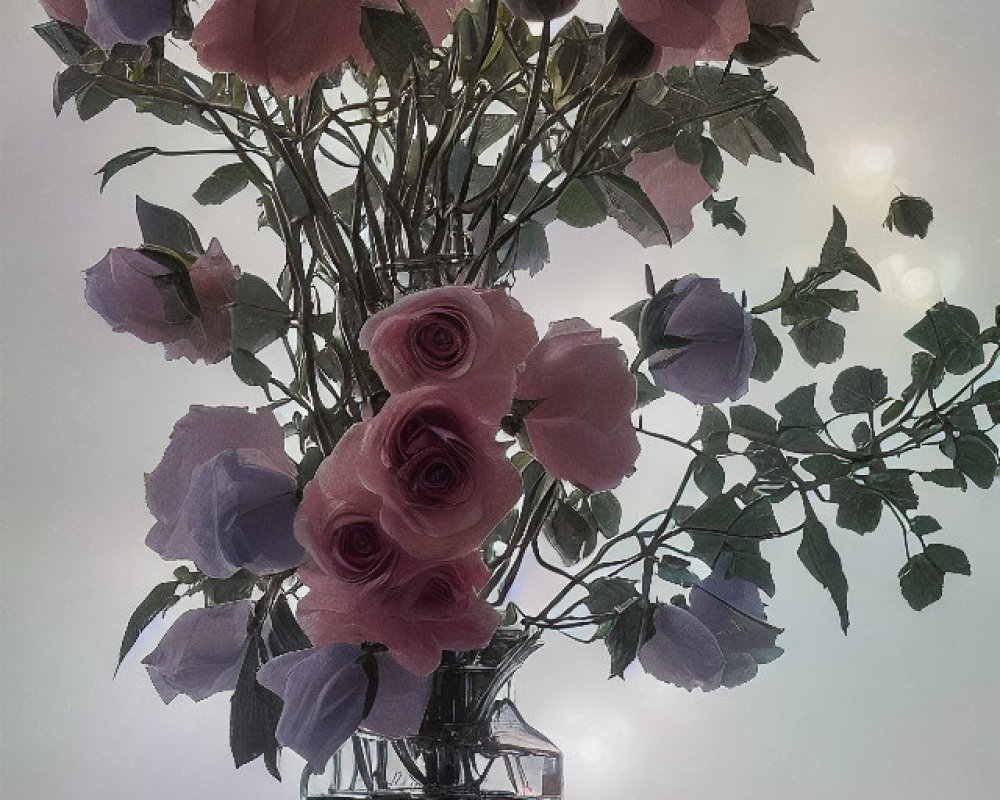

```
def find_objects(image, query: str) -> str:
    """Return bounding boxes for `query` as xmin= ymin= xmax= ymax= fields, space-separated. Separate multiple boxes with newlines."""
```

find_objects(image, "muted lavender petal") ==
xmin=85 ymin=0 xmax=173 ymax=48
xmin=689 ymin=564 xmax=780 ymax=658
xmin=361 ymin=653 xmax=433 ymax=738
xmin=651 ymin=339 xmax=747 ymax=404
xmin=721 ymin=652 xmax=759 ymax=688
xmin=638 ymin=604 xmax=725 ymax=692
xmin=164 ymin=448 xmax=303 ymax=578
xmin=664 ymin=279 xmax=748 ymax=340
xmin=258 ymin=644 xmax=367 ymax=770
xmin=142 ymin=602 xmax=250 ymax=703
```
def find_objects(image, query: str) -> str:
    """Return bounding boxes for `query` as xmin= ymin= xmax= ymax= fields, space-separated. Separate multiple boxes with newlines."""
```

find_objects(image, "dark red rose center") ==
xmin=327 ymin=521 xmax=394 ymax=583
xmin=410 ymin=311 xmax=470 ymax=373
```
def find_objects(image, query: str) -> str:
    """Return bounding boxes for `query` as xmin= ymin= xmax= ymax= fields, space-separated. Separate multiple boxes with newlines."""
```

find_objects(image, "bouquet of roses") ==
xmin=34 ymin=0 xmax=993 ymax=793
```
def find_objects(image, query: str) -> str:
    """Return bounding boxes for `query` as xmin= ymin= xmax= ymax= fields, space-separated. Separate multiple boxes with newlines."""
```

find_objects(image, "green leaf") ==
xmin=693 ymin=455 xmax=726 ymax=496
xmin=33 ymin=20 xmax=98 ymax=66
xmin=898 ymin=554 xmax=943 ymax=611
xmin=657 ymin=555 xmax=700 ymax=587
xmin=230 ymin=636 xmax=282 ymax=780
xmin=193 ymin=163 xmax=252 ymax=205
xmin=231 ymin=348 xmax=272 ymax=387
xmin=919 ymin=468 xmax=967 ymax=490
xmin=910 ymin=516 xmax=941 ymax=536
xmin=790 ymin=318 xmax=845 ymax=367
xmin=202 ymin=572 xmax=256 ymax=605
xmin=545 ymin=503 xmax=598 ymax=566
xmin=880 ymin=400 xmax=906 ymax=426
xmin=229 ymin=274 xmax=292 ymax=353
xmin=884 ymin=194 xmax=934 ymax=239
xmin=728 ymin=551 xmax=775 ymax=597
xmin=730 ymin=405 xmax=778 ymax=442
xmin=862 ymin=470 xmax=918 ymax=511
xmin=585 ymin=577 xmax=638 ymax=615
xmin=588 ymin=492 xmax=622 ymax=538
xmin=359 ymin=5 xmax=432 ymax=95
xmin=702 ymin=195 xmax=746 ymax=235
xmin=953 ymin=433 xmax=997 ymax=489
xmin=749 ymin=318 xmax=782 ymax=382
xmin=905 ymin=302 xmax=984 ymax=375
xmin=696 ymin=405 xmax=730 ymax=455
xmin=267 ymin=594 xmax=312 ymax=657
xmin=699 ymin=137 xmax=724 ymax=190
xmin=96 ymin=147 xmax=159 ymax=191
xmin=597 ymin=172 xmax=673 ymax=247
xmin=776 ymin=384 xmax=823 ymax=430
xmin=801 ymin=454 xmax=852 ymax=481
xmin=557 ymin=177 xmax=608 ymax=228
xmin=830 ymin=366 xmax=888 ymax=414
xmin=511 ymin=220 xmax=550 ymax=275
xmin=820 ymin=207 xmax=848 ymax=265
xmin=797 ymin=515 xmax=850 ymax=632
xmin=924 ymin=543 xmax=971 ymax=576
xmin=635 ymin=371 xmax=666 ymax=408
xmin=116 ymin=581 xmax=180 ymax=673
xmin=135 ymin=196 xmax=204 ymax=258
xmin=611 ymin=299 xmax=647 ymax=341
xmin=829 ymin=479 xmax=882 ymax=533
xmin=602 ymin=600 xmax=650 ymax=678
xmin=483 ymin=508 xmax=519 ymax=566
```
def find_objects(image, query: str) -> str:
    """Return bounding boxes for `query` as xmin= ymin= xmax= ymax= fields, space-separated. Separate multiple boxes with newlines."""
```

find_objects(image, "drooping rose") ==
xmin=163 ymin=239 xmax=240 ymax=365
xmin=638 ymin=603 xmax=726 ymax=692
xmin=502 ymin=0 xmax=581 ymax=22
xmin=298 ymin=555 xmax=498 ymax=675
xmin=355 ymin=386 xmax=522 ymax=561
xmin=625 ymin=147 xmax=713 ymax=244
xmin=39 ymin=0 xmax=88 ymax=28
xmin=745 ymin=0 xmax=813 ymax=29
xmin=514 ymin=319 xmax=639 ymax=491
xmin=84 ymin=240 xmax=239 ymax=364
xmin=642 ymin=274 xmax=755 ymax=404
xmin=295 ymin=423 xmax=423 ymax=587
xmin=84 ymin=248 xmax=196 ymax=350
xmin=142 ymin=601 xmax=251 ymax=703
xmin=359 ymin=286 xmax=538 ymax=423
xmin=618 ymin=0 xmax=750 ymax=67
xmin=257 ymin=644 xmax=432 ymax=770
xmin=145 ymin=406 xmax=304 ymax=578
xmin=84 ymin=0 xmax=174 ymax=49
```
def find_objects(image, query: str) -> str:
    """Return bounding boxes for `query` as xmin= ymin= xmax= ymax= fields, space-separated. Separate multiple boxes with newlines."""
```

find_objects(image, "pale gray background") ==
xmin=3 ymin=1 xmax=1000 ymax=799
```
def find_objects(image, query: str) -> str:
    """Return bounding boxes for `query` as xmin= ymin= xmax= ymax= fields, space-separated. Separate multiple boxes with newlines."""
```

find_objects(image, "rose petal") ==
xmin=638 ymin=603 xmax=726 ymax=692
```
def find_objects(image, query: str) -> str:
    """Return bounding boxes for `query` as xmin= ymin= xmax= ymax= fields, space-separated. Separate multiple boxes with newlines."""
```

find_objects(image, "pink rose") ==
xmin=297 ymin=556 xmax=498 ymax=675
xmin=84 ymin=239 xmax=239 ymax=364
xmin=745 ymin=0 xmax=813 ymax=29
xmin=359 ymin=286 xmax=538 ymax=423
xmin=618 ymin=0 xmax=750 ymax=67
xmin=39 ymin=0 xmax=87 ymax=28
xmin=356 ymin=386 xmax=522 ymax=561
xmin=294 ymin=423 xmax=424 ymax=588
xmin=625 ymin=146 xmax=713 ymax=244
xmin=145 ymin=406 xmax=304 ymax=577
xmin=515 ymin=319 xmax=640 ymax=491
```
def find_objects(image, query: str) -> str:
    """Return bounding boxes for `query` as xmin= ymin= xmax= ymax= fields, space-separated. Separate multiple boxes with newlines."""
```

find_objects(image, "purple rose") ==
xmin=142 ymin=601 xmax=251 ymax=703
xmin=84 ymin=0 xmax=173 ymax=49
xmin=642 ymin=274 xmax=755 ymax=404
xmin=84 ymin=240 xmax=240 ymax=364
xmin=257 ymin=644 xmax=432 ymax=770
xmin=146 ymin=406 xmax=304 ymax=578
xmin=637 ymin=603 xmax=726 ymax=692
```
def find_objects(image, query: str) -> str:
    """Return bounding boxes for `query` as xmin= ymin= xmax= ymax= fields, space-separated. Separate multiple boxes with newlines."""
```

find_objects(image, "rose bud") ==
xmin=257 ymin=644 xmax=432 ymax=770
xmin=515 ymin=319 xmax=640 ymax=491
xmin=356 ymin=386 xmax=522 ymax=562
xmin=618 ymin=0 xmax=750 ymax=68
xmin=360 ymin=286 xmax=538 ymax=425
xmin=883 ymin=193 xmax=934 ymax=239
xmin=297 ymin=556 xmax=498 ymax=676
xmin=624 ymin=146 xmax=713 ymax=244
xmin=145 ymin=406 xmax=304 ymax=578
xmin=39 ymin=0 xmax=88 ymax=28
xmin=604 ymin=11 xmax=660 ymax=80
xmin=641 ymin=275 xmax=755 ymax=405
xmin=142 ymin=601 xmax=250 ymax=703
xmin=732 ymin=23 xmax=819 ymax=68
xmin=84 ymin=0 xmax=174 ymax=49
xmin=503 ymin=0 xmax=581 ymax=22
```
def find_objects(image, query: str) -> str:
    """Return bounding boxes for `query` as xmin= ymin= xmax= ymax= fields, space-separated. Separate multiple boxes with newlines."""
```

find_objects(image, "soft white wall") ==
xmin=3 ymin=2 xmax=999 ymax=799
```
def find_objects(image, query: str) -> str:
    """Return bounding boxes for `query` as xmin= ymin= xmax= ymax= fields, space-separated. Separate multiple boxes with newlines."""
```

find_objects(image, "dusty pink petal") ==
xmin=619 ymin=0 xmax=749 ymax=66
xmin=39 ymin=0 xmax=87 ymax=28
xmin=360 ymin=286 xmax=537 ymax=424
xmin=142 ymin=601 xmax=251 ymax=703
xmin=163 ymin=239 xmax=239 ymax=364
xmin=516 ymin=319 xmax=639 ymax=491
xmin=638 ymin=603 xmax=725 ymax=692
xmin=356 ymin=386 xmax=521 ymax=561
xmin=745 ymin=0 xmax=813 ymax=29
xmin=625 ymin=147 xmax=712 ymax=244
xmin=193 ymin=0 xmax=369 ymax=97
xmin=145 ymin=406 xmax=291 ymax=551
xmin=407 ymin=0 xmax=467 ymax=43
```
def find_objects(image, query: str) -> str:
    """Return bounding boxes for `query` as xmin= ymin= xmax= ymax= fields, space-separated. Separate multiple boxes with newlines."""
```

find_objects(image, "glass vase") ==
xmin=301 ymin=629 xmax=562 ymax=800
